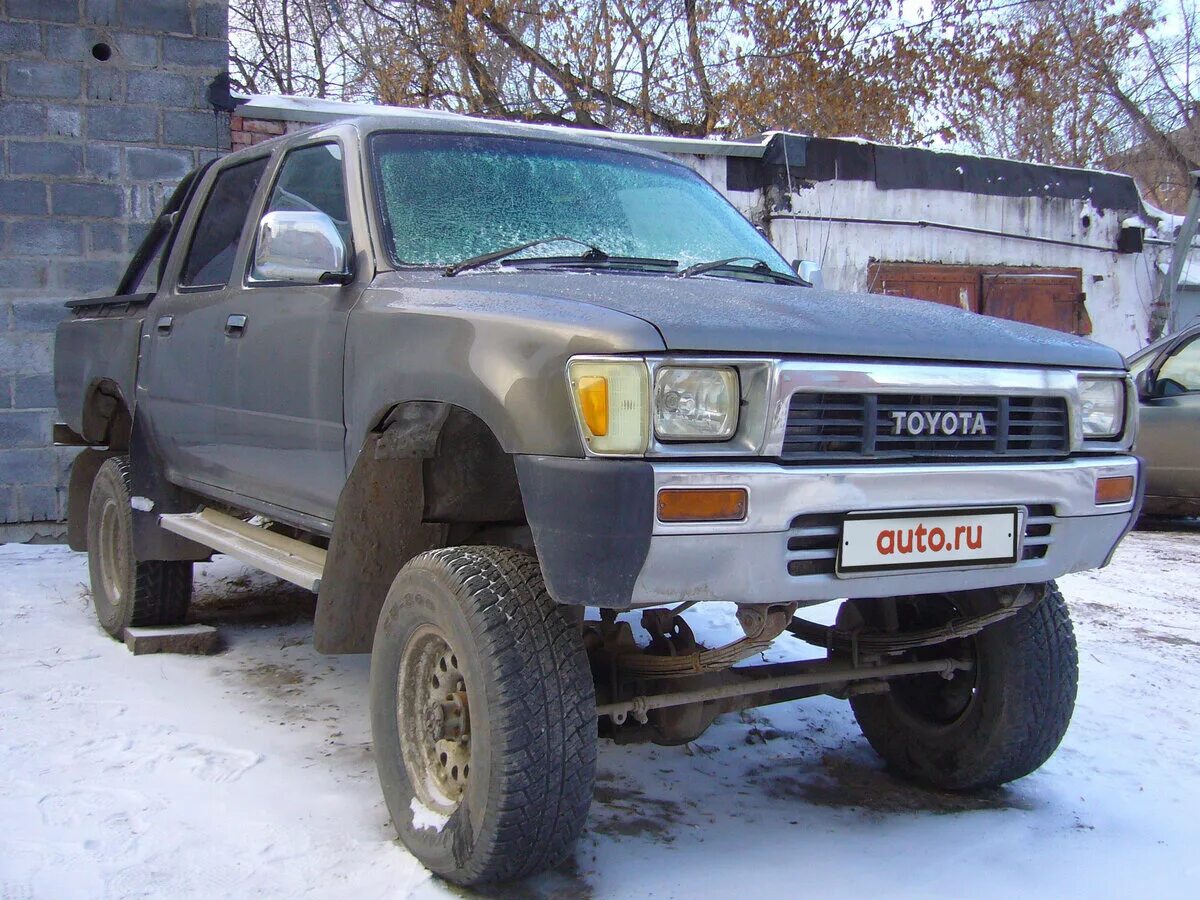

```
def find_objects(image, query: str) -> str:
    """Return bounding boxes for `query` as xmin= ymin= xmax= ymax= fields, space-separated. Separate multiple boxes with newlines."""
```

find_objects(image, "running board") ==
xmin=159 ymin=509 xmax=326 ymax=592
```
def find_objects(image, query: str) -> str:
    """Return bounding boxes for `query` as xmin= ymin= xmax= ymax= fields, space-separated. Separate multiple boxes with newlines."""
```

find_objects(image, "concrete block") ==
xmin=86 ymin=68 xmax=122 ymax=103
xmin=0 ymin=448 xmax=57 ymax=484
xmin=112 ymin=31 xmax=159 ymax=67
xmin=49 ymin=258 xmax=124 ymax=293
xmin=124 ymin=625 xmax=220 ymax=656
xmin=0 ymin=102 xmax=46 ymax=137
xmin=85 ymin=0 xmax=120 ymax=27
xmin=48 ymin=106 xmax=83 ymax=138
xmin=164 ymin=109 xmax=224 ymax=148
xmin=127 ymin=222 xmax=153 ymax=247
xmin=11 ymin=298 xmax=69 ymax=332
xmin=127 ymin=70 xmax=195 ymax=108
xmin=5 ymin=62 xmax=82 ymax=101
xmin=0 ymin=21 xmax=42 ymax=55
xmin=196 ymin=2 xmax=229 ymax=40
xmin=7 ymin=0 xmax=80 ymax=23
xmin=51 ymin=182 xmax=125 ymax=218
xmin=126 ymin=145 xmax=194 ymax=180
xmin=88 ymin=223 xmax=126 ymax=254
xmin=0 ymin=410 xmax=53 ymax=449
xmin=161 ymin=36 xmax=226 ymax=69
xmin=46 ymin=25 xmax=91 ymax=61
xmin=85 ymin=142 xmax=122 ymax=179
xmin=13 ymin=375 xmax=57 ymax=411
xmin=0 ymin=485 xmax=15 ymax=525
xmin=4 ymin=220 xmax=84 ymax=256
xmin=9 ymin=141 xmax=83 ymax=177
xmin=15 ymin=484 xmax=60 ymax=522
xmin=121 ymin=1 xmax=193 ymax=35
xmin=0 ymin=181 xmax=47 ymax=217
xmin=0 ymin=260 xmax=48 ymax=291
xmin=87 ymin=105 xmax=157 ymax=142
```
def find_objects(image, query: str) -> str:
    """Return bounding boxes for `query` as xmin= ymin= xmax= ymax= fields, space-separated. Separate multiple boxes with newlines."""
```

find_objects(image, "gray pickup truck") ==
xmin=55 ymin=114 xmax=1142 ymax=885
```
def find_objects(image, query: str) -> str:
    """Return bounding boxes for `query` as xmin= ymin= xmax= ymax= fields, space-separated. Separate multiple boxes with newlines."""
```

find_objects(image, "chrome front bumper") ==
xmin=630 ymin=456 xmax=1140 ymax=607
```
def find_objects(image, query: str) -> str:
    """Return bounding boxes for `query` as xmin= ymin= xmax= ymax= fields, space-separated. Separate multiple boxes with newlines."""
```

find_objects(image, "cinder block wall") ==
xmin=0 ymin=0 xmax=230 ymax=540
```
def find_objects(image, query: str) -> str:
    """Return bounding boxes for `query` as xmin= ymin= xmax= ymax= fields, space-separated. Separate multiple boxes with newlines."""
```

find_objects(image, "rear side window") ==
xmin=179 ymin=157 xmax=269 ymax=289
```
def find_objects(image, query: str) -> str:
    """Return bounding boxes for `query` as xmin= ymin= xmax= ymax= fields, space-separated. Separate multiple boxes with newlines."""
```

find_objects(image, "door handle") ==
xmin=225 ymin=314 xmax=248 ymax=336
xmin=156 ymin=315 xmax=173 ymax=335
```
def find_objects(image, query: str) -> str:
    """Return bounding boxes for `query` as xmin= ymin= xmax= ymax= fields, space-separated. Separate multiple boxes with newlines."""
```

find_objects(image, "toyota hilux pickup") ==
xmin=55 ymin=114 xmax=1142 ymax=886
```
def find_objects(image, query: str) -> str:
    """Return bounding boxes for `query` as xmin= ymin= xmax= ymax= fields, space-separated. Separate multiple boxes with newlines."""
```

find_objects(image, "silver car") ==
xmin=1129 ymin=321 xmax=1200 ymax=515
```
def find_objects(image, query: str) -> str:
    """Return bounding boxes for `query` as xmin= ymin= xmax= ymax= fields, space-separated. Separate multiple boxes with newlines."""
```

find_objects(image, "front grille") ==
xmin=785 ymin=506 xmax=1057 ymax=578
xmin=782 ymin=392 xmax=1069 ymax=463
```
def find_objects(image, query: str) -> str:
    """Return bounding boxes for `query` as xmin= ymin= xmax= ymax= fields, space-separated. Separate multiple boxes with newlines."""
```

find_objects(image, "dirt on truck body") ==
xmin=55 ymin=113 xmax=1143 ymax=886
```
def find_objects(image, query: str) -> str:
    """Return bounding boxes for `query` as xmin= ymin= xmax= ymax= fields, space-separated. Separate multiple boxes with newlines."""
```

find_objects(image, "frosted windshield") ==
xmin=371 ymin=132 xmax=791 ymax=274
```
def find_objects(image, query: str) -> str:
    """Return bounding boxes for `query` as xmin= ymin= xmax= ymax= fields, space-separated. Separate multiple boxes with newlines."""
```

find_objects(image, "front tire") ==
xmin=370 ymin=546 xmax=596 ymax=886
xmin=86 ymin=457 xmax=192 ymax=639
xmin=848 ymin=582 xmax=1078 ymax=790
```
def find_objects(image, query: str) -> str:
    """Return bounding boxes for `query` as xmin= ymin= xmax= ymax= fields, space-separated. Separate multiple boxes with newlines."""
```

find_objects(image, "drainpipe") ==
xmin=1157 ymin=170 xmax=1200 ymax=338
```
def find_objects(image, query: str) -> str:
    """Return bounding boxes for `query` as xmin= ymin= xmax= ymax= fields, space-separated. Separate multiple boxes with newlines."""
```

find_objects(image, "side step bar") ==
xmin=159 ymin=509 xmax=326 ymax=592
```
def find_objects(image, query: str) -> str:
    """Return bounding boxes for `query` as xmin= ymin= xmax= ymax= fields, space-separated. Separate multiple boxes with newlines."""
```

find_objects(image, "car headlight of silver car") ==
xmin=1078 ymin=376 xmax=1125 ymax=438
xmin=653 ymin=366 xmax=739 ymax=440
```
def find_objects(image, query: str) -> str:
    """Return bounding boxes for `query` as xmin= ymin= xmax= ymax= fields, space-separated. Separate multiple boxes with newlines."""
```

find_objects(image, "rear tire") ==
xmin=370 ymin=546 xmax=596 ymax=886
xmin=86 ymin=456 xmax=192 ymax=639
xmin=848 ymin=582 xmax=1077 ymax=790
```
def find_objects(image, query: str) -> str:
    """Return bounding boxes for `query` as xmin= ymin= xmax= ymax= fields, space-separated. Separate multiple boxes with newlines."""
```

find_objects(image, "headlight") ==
xmin=567 ymin=358 xmax=649 ymax=455
xmin=1078 ymin=376 xmax=1124 ymax=438
xmin=654 ymin=366 xmax=739 ymax=440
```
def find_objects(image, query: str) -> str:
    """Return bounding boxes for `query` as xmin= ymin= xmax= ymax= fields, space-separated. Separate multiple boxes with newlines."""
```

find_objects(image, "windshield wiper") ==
xmin=676 ymin=256 xmax=805 ymax=286
xmin=444 ymin=237 xmax=607 ymax=277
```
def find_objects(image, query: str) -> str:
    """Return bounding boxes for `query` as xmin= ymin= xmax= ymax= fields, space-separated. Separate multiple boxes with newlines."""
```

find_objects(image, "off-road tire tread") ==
xmin=850 ymin=583 xmax=1077 ymax=791
xmin=391 ymin=546 xmax=595 ymax=884
xmin=90 ymin=457 xmax=192 ymax=635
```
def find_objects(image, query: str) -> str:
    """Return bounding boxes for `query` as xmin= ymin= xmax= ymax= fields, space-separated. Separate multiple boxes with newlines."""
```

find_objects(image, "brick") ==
xmin=241 ymin=118 xmax=286 ymax=135
xmin=87 ymin=106 xmax=157 ymax=142
xmin=196 ymin=3 xmax=228 ymax=40
xmin=122 ymin=1 xmax=193 ymax=35
xmin=161 ymin=36 xmax=226 ymax=69
xmin=8 ymin=141 xmax=83 ymax=176
xmin=0 ymin=411 xmax=53 ymax=449
xmin=0 ymin=21 xmax=42 ymax=55
xmin=112 ymin=31 xmax=159 ymax=67
xmin=127 ymin=70 xmax=194 ymax=107
xmin=7 ymin=0 xmax=80 ymax=23
xmin=0 ymin=449 xmax=57 ymax=483
xmin=16 ymin=484 xmax=61 ymax=522
xmin=88 ymin=223 xmax=125 ymax=254
xmin=49 ymin=259 xmax=124 ymax=293
xmin=51 ymin=182 xmax=125 ymax=218
xmin=5 ymin=62 xmax=82 ymax=101
xmin=0 ymin=102 xmax=46 ymax=137
xmin=0 ymin=260 xmax=48 ymax=290
xmin=0 ymin=181 xmax=46 ymax=216
xmin=85 ymin=0 xmax=119 ymax=26
xmin=164 ymin=109 xmax=222 ymax=147
xmin=86 ymin=67 xmax=122 ymax=103
xmin=5 ymin=220 xmax=84 ymax=257
xmin=47 ymin=25 xmax=91 ymax=61
xmin=125 ymin=625 xmax=220 ymax=655
xmin=126 ymin=145 xmax=194 ymax=179
xmin=85 ymin=142 xmax=122 ymax=179
xmin=48 ymin=106 xmax=83 ymax=138
xmin=11 ymin=299 xmax=68 ymax=333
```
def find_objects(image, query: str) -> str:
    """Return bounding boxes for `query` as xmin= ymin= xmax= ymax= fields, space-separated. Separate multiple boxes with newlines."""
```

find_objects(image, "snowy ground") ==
xmin=1 ymin=529 xmax=1198 ymax=899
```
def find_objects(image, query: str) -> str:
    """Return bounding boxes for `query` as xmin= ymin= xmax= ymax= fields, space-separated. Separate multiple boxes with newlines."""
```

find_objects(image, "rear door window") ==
xmin=179 ymin=157 xmax=269 ymax=289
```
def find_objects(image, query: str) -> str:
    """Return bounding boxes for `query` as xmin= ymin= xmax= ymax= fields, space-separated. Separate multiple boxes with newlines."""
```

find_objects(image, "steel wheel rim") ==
xmin=97 ymin=497 xmax=126 ymax=605
xmin=397 ymin=624 xmax=472 ymax=815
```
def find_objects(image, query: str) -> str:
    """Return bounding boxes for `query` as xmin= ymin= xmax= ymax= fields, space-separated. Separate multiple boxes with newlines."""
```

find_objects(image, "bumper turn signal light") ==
xmin=1095 ymin=475 xmax=1135 ymax=505
xmin=657 ymin=488 xmax=748 ymax=522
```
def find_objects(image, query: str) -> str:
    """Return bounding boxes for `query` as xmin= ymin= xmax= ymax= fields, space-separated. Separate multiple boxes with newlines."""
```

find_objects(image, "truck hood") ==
xmin=390 ymin=270 xmax=1126 ymax=370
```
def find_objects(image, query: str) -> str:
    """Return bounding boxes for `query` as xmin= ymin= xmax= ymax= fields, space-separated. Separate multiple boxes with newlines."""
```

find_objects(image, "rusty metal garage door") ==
xmin=867 ymin=263 xmax=1090 ymax=335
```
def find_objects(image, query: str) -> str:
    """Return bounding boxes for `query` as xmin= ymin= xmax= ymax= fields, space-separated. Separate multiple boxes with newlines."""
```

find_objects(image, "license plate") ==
xmin=836 ymin=506 xmax=1020 ymax=576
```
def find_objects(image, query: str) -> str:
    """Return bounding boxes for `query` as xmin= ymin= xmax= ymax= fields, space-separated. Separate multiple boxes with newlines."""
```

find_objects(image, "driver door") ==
xmin=1138 ymin=331 xmax=1200 ymax=508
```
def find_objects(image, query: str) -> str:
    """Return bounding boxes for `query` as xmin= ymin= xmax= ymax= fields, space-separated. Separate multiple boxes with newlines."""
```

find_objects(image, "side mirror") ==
xmin=1134 ymin=368 xmax=1156 ymax=401
xmin=791 ymin=259 xmax=823 ymax=289
xmin=252 ymin=210 xmax=351 ymax=285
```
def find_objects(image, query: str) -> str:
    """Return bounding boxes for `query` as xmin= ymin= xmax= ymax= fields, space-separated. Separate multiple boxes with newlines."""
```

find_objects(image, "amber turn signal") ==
xmin=1095 ymin=475 xmax=1135 ymax=505
xmin=657 ymin=488 xmax=748 ymax=522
